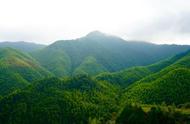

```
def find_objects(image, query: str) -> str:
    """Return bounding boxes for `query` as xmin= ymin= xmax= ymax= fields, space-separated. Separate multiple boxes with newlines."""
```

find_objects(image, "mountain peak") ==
xmin=86 ymin=31 xmax=106 ymax=37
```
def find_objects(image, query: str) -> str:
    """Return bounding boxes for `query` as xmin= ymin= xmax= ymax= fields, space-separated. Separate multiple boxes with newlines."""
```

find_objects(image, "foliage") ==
xmin=0 ymin=48 xmax=52 ymax=95
xmin=117 ymin=104 xmax=189 ymax=124
xmin=0 ymin=75 xmax=119 ymax=124
xmin=0 ymin=37 xmax=190 ymax=123
xmin=125 ymin=68 xmax=190 ymax=104
xmin=73 ymin=56 xmax=107 ymax=76
xmin=32 ymin=31 xmax=190 ymax=77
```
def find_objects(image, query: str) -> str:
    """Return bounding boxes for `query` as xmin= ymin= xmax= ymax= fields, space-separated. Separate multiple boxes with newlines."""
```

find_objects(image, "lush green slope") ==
xmin=116 ymin=104 xmax=190 ymax=124
xmin=133 ymin=51 xmax=190 ymax=85
xmin=0 ymin=32 xmax=190 ymax=123
xmin=0 ymin=75 xmax=189 ymax=124
xmin=0 ymin=41 xmax=45 ymax=52
xmin=124 ymin=51 xmax=190 ymax=104
xmin=0 ymin=48 xmax=52 ymax=95
xmin=96 ymin=50 xmax=189 ymax=87
xmin=126 ymin=68 xmax=190 ymax=104
xmin=96 ymin=67 xmax=151 ymax=87
xmin=0 ymin=46 xmax=189 ymax=124
xmin=32 ymin=31 xmax=190 ymax=77
xmin=73 ymin=56 xmax=107 ymax=76
xmin=32 ymin=47 xmax=71 ymax=76
xmin=0 ymin=75 xmax=119 ymax=124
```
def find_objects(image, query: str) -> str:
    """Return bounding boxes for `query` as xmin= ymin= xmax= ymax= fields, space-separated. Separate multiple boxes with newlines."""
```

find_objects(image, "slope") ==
xmin=96 ymin=49 xmax=189 ymax=87
xmin=125 ymin=68 xmax=190 ymax=104
xmin=124 ymin=50 xmax=190 ymax=104
xmin=0 ymin=75 xmax=119 ymax=124
xmin=0 ymin=48 xmax=52 ymax=95
xmin=73 ymin=56 xmax=107 ymax=76
xmin=32 ymin=47 xmax=72 ymax=76
xmin=32 ymin=31 xmax=190 ymax=77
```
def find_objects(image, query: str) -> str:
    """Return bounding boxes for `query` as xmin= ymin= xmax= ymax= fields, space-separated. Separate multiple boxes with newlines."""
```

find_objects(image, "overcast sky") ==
xmin=0 ymin=0 xmax=190 ymax=45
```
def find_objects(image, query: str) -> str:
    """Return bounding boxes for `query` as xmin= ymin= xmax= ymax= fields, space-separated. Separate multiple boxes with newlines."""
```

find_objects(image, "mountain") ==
xmin=0 ymin=41 xmax=45 ymax=52
xmin=124 ymin=50 xmax=190 ymax=104
xmin=126 ymin=68 xmax=190 ymax=105
xmin=96 ymin=50 xmax=189 ymax=87
xmin=0 ymin=75 xmax=119 ymax=124
xmin=73 ymin=56 xmax=108 ymax=76
xmin=0 ymin=32 xmax=189 ymax=123
xmin=0 ymin=48 xmax=52 ymax=95
xmin=32 ymin=46 xmax=72 ymax=77
xmin=32 ymin=31 xmax=190 ymax=77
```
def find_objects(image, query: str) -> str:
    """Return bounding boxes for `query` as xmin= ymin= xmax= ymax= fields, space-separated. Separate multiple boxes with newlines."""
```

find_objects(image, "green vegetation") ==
xmin=0 ymin=35 xmax=190 ymax=123
xmin=124 ymin=50 xmax=190 ymax=105
xmin=96 ymin=67 xmax=151 ymax=87
xmin=117 ymin=104 xmax=190 ymax=124
xmin=0 ymin=48 xmax=52 ymax=95
xmin=96 ymin=50 xmax=189 ymax=87
xmin=32 ymin=31 xmax=190 ymax=77
xmin=32 ymin=47 xmax=71 ymax=76
xmin=125 ymin=68 xmax=190 ymax=104
xmin=0 ymin=76 xmax=119 ymax=124
xmin=0 ymin=75 xmax=189 ymax=124
xmin=74 ymin=56 xmax=107 ymax=76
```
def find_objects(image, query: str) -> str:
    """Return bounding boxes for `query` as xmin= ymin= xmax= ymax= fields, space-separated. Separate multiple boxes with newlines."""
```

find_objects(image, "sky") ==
xmin=0 ymin=0 xmax=190 ymax=45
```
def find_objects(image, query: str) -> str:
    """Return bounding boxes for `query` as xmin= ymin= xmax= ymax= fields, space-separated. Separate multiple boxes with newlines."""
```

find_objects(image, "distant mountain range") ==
xmin=0 ymin=41 xmax=45 ymax=52
xmin=1 ymin=31 xmax=190 ymax=77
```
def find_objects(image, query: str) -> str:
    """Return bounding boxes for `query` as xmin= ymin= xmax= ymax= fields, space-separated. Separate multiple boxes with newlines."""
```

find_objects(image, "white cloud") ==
xmin=0 ymin=0 xmax=190 ymax=44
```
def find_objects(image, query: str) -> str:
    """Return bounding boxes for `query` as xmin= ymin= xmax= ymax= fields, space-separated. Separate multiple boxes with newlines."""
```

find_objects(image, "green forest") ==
xmin=0 ymin=32 xmax=190 ymax=124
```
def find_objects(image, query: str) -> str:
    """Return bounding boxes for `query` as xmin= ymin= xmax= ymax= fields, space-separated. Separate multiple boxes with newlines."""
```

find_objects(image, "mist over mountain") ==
xmin=0 ymin=31 xmax=190 ymax=124
xmin=0 ymin=41 xmax=45 ymax=52
xmin=1 ymin=0 xmax=190 ymax=123
xmin=32 ymin=31 xmax=190 ymax=77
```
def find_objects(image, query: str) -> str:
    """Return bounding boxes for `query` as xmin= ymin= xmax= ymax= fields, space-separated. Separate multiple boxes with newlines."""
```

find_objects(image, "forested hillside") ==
xmin=96 ymin=50 xmax=190 ymax=87
xmin=0 ymin=76 xmax=119 ymax=124
xmin=0 ymin=48 xmax=52 ymax=95
xmin=32 ymin=31 xmax=190 ymax=77
xmin=0 ymin=32 xmax=190 ymax=124
xmin=124 ymin=50 xmax=190 ymax=104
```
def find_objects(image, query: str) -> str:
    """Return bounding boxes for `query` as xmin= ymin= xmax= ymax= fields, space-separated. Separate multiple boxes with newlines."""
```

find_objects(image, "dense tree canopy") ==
xmin=0 ymin=37 xmax=190 ymax=123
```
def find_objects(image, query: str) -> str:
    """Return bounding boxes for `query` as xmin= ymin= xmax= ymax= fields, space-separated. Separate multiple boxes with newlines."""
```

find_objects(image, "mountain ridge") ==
xmin=31 ymin=31 xmax=190 ymax=77
xmin=0 ymin=48 xmax=52 ymax=95
xmin=0 ymin=41 xmax=46 ymax=52
xmin=124 ymin=50 xmax=190 ymax=104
